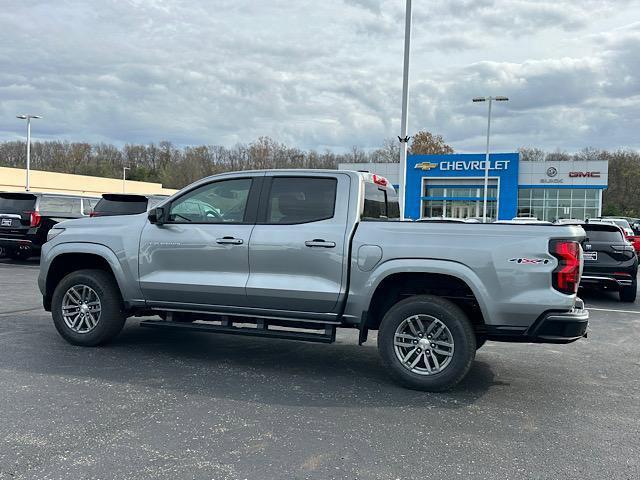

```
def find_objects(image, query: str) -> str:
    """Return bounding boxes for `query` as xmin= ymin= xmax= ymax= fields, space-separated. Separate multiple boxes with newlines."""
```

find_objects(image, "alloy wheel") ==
xmin=61 ymin=284 xmax=102 ymax=334
xmin=393 ymin=314 xmax=455 ymax=375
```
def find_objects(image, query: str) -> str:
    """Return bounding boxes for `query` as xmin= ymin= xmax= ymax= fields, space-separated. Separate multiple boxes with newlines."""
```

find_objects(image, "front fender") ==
xmin=39 ymin=242 xmax=143 ymax=306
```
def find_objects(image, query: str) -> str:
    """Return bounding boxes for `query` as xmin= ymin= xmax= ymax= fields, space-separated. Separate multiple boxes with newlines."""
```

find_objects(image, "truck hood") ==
xmin=56 ymin=212 xmax=149 ymax=229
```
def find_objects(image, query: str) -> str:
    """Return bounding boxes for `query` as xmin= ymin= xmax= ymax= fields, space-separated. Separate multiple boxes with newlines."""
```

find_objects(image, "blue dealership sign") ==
xmin=404 ymin=152 xmax=519 ymax=220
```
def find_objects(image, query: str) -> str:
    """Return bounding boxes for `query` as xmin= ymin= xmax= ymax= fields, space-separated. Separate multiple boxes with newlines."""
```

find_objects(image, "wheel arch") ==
xmin=360 ymin=260 xmax=491 ymax=332
xmin=42 ymin=244 xmax=136 ymax=311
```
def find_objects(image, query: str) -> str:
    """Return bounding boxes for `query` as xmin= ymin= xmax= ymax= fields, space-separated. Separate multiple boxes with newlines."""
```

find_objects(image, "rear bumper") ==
xmin=0 ymin=237 xmax=38 ymax=251
xmin=580 ymin=275 xmax=633 ymax=289
xmin=485 ymin=298 xmax=589 ymax=344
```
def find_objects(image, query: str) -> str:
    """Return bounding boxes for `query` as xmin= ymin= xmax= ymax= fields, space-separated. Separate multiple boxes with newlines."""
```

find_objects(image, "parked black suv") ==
xmin=580 ymin=223 xmax=638 ymax=302
xmin=0 ymin=192 xmax=98 ymax=259
xmin=90 ymin=194 xmax=168 ymax=217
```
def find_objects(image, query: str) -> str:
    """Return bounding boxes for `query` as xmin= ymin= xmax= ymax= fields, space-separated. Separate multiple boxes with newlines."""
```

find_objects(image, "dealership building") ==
xmin=339 ymin=153 xmax=609 ymax=221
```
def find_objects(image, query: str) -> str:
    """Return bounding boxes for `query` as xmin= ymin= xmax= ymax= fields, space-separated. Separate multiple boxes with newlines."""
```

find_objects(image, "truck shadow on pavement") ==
xmin=13 ymin=318 xmax=508 ymax=409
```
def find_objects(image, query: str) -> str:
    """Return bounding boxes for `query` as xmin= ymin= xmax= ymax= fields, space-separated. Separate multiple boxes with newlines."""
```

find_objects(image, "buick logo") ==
xmin=546 ymin=167 xmax=558 ymax=177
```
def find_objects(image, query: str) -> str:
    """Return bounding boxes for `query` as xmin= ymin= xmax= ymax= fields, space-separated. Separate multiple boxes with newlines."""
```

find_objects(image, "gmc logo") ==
xmin=569 ymin=171 xmax=600 ymax=178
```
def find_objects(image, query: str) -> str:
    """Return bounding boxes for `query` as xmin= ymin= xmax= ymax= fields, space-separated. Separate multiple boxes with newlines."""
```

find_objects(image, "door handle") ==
xmin=216 ymin=236 xmax=243 ymax=245
xmin=305 ymin=239 xmax=336 ymax=248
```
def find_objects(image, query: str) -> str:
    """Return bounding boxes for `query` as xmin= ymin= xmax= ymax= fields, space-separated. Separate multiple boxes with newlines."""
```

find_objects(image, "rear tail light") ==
xmin=24 ymin=210 xmax=41 ymax=227
xmin=89 ymin=210 xmax=99 ymax=217
xmin=550 ymin=240 xmax=581 ymax=295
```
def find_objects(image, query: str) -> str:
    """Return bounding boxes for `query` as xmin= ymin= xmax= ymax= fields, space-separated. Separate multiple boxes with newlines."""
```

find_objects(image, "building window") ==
xmin=517 ymin=188 xmax=602 ymax=221
xmin=421 ymin=183 xmax=497 ymax=219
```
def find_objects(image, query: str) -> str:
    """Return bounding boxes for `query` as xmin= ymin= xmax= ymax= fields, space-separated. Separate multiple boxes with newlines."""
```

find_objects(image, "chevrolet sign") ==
xmin=414 ymin=162 xmax=438 ymax=171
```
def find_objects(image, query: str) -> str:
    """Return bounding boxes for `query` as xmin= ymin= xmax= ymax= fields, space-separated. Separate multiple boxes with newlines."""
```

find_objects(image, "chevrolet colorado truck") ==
xmin=38 ymin=170 xmax=589 ymax=391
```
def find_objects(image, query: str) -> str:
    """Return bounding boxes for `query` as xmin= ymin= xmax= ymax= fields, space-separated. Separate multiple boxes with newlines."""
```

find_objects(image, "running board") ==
xmin=139 ymin=319 xmax=337 ymax=344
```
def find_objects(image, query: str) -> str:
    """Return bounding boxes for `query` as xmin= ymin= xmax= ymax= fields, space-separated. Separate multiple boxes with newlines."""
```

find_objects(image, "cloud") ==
xmin=0 ymin=0 xmax=639 ymax=153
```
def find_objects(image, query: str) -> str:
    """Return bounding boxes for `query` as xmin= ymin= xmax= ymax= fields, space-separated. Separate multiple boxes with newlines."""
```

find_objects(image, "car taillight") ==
xmin=550 ymin=240 xmax=581 ymax=295
xmin=89 ymin=211 xmax=98 ymax=217
xmin=25 ymin=211 xmax=41 ymax=227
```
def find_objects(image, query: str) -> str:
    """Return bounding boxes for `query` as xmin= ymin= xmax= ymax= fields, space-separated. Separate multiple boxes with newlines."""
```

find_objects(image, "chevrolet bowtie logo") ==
xmin=414 ymin=162 xmax=438 ymax=171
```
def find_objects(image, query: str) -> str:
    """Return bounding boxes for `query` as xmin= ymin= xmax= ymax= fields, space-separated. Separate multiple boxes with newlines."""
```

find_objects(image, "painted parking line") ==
xmin=0 ymin=307 xmax=43 ymax=316
xmin=587 ymin=307 xmax=640 ymax=315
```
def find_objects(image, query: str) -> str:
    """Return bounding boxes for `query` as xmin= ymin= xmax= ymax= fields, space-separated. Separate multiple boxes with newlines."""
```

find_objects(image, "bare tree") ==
xmin=409 ymin=131 xmax=454 ymax=155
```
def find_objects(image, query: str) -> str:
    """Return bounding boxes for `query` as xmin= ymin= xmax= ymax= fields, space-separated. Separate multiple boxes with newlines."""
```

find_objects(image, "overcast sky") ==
xmin=1 ymin=0 xmax=639 ymax=153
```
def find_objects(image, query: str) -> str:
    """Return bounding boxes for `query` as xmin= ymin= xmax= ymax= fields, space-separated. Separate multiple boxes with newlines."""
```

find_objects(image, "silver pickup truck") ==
xmin=38 ymin=170 xmax=588 ymax=391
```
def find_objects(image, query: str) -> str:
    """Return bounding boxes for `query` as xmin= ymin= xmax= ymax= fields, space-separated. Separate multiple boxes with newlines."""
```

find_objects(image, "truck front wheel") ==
xmin=377 ymin=295 xmax=476 ymax=392
xmin=51 ymin=269 xmax=126 ymax=346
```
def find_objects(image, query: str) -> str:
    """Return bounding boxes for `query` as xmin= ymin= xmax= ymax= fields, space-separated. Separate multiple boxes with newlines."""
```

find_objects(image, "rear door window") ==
xmin=0 ymin=193 xmax=37 ymax=214
xmin=265 ymin=177 xmax=337 ymax=224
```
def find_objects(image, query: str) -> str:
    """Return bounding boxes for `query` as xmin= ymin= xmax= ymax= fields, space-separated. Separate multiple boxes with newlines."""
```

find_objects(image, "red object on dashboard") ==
xmin=372 ymin=175 xmax=388 ymax=186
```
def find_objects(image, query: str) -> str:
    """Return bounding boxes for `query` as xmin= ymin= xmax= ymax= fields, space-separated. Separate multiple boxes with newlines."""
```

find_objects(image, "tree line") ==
xmin=0 ymin=134 xmax=638 ymax=216
xmin=0 ymin=137 xmax=401 ymax=190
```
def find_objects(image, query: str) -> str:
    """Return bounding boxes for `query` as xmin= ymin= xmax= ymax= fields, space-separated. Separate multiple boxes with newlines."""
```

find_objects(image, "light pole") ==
xmin=16 ymin=114 xmax=42 ymax=191
xmin=472 ymin=96 xmax=508 ymax=222
xmin=397 ymin=0 xmax=412 ymax=219
xmin=122 ymin=166 xmax=130 ymax=193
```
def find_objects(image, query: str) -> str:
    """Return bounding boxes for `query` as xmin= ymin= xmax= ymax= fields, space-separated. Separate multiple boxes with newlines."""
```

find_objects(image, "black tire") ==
xmin=620 ymin=279 xmax=637 ymax=302
xmin=8 ymin=249 xmax=30 ymax=260
xmin=52 ymin=269 xmax=125 ymax=346
xmin=377 ymin=294 xmax=476 ymax=392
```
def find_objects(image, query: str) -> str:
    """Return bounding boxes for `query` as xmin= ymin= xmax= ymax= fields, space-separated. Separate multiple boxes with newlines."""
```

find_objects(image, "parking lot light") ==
xmin=123 ymin=166 xmax=130 ymax=193
xmin=16 ymin=114 xmax=42 ymax=192
xmin=471 ymin=96 xmax=509 ymax=222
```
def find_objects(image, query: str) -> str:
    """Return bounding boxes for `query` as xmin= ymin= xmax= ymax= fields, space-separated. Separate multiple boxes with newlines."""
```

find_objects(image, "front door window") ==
xmin=168 ymin=178 xmax=252 ymax=224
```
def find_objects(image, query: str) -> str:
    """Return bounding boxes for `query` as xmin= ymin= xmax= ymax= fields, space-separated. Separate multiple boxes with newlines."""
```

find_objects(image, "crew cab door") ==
xmin=138 ymin=175 xmax=261 ymax=307
xmin=245 ymin=173 xmax=351 ymax=313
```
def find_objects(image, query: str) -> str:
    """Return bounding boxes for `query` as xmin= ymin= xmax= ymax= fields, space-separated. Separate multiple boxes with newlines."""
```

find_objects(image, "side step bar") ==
xmin=139 ymin=318 xmax=337 ymax=344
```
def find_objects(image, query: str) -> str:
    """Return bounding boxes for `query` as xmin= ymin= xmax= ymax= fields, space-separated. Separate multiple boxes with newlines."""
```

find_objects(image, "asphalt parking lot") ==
xmin=0 ymin=258 xmax=638 ymax=480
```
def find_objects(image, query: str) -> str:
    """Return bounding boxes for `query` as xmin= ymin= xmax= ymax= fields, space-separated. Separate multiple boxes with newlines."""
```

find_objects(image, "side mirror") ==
xmin=148 ymin=206 xmax=166 ymax=225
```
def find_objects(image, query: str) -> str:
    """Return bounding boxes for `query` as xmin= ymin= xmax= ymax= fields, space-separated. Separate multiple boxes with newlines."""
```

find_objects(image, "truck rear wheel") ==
xmin=51 ymin=269 xmax=126 ymax=346
xmin=378 ymin=295 xmax=476 ymax=392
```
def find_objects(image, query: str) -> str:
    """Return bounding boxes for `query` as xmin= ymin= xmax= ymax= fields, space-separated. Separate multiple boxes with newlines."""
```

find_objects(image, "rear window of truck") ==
xmin=363 ymin=183 xmax=400 ymax=220
xmin=0 ymin=193 xmax=37 ymax=214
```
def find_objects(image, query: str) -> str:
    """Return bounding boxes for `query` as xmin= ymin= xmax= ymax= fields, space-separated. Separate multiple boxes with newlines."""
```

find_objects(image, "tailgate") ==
xmin=0 ymin=193 xmax=37 ymax=235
